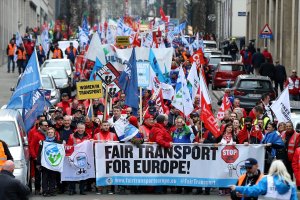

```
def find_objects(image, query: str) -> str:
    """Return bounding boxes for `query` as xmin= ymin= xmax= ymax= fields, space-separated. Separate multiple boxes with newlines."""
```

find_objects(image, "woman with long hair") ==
xmin=219 ymin=123 xmax=236 ymax=145
xmin=230 ymin=160 xmax=297 ymax=200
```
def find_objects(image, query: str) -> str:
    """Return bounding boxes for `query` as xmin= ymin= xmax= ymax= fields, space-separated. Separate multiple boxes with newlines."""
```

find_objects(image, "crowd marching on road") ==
xmin=1 ymin=13 xmax=300 ymax=200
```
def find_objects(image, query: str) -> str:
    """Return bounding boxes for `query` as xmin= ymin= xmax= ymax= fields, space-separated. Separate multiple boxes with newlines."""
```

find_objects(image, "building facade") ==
xmin=246 ymin=0 xmax=300 ymax=74
xmin=0 ymin=0 xmax=56 ymax=65
xmin=217 ymin=0 xmax=247 ymax=43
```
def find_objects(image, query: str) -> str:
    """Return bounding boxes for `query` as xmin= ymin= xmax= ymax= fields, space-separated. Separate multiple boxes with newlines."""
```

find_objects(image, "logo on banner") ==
xmin=106 ymin=177 xmax=113 ymax=185
xmin=44 ymin=143 xmax=64 ymax=167
xmin=221 ymin=146 xmax=239 ymax=177
xmin=102 ymin=80 xmax=121 ymax=98
xmin=280 ymin=103 xmax=291 ymax=121
xmin=69 ymin=152 xmax=91 ymax=175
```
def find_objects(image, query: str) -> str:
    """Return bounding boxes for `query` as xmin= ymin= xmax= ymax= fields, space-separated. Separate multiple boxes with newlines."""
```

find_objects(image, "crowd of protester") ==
xmin=4 ymin=26 xmax=300 ymax=199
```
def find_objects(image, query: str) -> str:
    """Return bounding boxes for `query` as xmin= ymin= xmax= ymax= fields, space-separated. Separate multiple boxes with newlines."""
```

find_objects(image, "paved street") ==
xmin=0 ymin=63 xmax=19 ymax=107
xmin=30 ymin=192 xmax=229 ymax=200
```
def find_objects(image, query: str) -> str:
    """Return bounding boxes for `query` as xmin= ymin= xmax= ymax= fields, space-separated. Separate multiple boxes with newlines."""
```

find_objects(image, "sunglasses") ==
xmin=245 ymin=166 xmax=252 ymax=169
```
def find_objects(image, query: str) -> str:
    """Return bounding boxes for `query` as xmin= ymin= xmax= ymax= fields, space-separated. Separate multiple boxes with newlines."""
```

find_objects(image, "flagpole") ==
xmin=103 ymin=85 xmax=109 ymax=120
xmin=90 ymin=99 xmax=94 ymax=121
xmin=139 ymin=87 xmax=143 ymax=124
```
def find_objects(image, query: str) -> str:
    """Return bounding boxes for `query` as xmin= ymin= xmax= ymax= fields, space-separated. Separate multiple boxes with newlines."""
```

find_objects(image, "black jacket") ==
xmin=251 ymin=52 xmax=265 ymax=69
xmin=259 ymin=62 xmax=275 ymax=80
xmin=274 ymin=64 xmax=287 ymax=82
xmin=0 ymin=170 xmax=30 ymax=200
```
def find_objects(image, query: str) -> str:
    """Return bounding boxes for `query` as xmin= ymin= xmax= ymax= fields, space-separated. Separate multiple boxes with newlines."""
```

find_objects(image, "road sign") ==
xmin=76 ymin=81 xmax=103 ymax=100
xmin=221 ymin=146 xmax=239 ymax=164
xmin=259 ymin=24 xmax=273 ymax=39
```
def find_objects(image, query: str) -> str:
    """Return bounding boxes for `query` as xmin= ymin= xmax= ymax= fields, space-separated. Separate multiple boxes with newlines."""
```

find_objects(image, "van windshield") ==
xmin=0 ymin=121 xmax=20 ymax=147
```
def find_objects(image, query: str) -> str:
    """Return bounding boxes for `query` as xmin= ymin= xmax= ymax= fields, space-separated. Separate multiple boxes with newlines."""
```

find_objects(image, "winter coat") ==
xmin=252 ymin=52 xmax=265 ymax=69
xmin=292 ymin=147 xmax=300 ymax=186
xmin=259 ymin=62 xmax=275 ymax=80
xmin=0 ymin=170 xmax=30 ymax=200
xmin=235 ymin=175 xmax=297 ymax=200
xmin=150 ymin=123 xmax=172 ymax=148
xmin=29 ymin=130 xmax=46 ymax=160
xmin=274 ymin=64 xmax=287 ymax=82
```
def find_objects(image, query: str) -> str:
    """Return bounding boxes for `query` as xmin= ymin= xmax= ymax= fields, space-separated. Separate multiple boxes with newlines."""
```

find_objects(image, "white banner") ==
xmin=41 ymin=142 xmax=65 ymax=172
xmin=95 ymin=143 xmax=265 ymax=187
xmin=61 ymin=141 xmax=95 ymax=181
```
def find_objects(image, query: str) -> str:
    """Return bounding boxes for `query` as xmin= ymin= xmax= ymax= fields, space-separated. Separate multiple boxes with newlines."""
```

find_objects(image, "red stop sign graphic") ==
xmin=221 ymin=145 xmax=239 ymax=163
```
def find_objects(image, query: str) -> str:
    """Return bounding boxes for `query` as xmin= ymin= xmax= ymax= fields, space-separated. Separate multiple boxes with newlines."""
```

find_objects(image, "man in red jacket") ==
xmin=150 ymin=115 xmax=172 ymax=148
xmin=140 ymin=113 xmax=154 ymax=142
xmin=292 ymin=145 xmax=300 ymax=190
xmin=29 ymin=120 xmax=48 ymax=194
xmin=262 ymin=47 xmax=273 ymax=64
xmin=285 ymin=70 xmax=300 ymax=101
xmin=56 ymin=93 xmax=71 ymax=114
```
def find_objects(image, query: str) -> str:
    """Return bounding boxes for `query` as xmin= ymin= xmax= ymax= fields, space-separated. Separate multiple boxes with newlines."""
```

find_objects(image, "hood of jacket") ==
xmin=273 ymin=175 xmax=291 ymax=195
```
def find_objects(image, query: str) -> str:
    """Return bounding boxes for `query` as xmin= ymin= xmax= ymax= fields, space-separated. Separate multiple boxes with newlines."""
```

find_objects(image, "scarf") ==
xmin=45 ymin=136 xmax=55 ymax=142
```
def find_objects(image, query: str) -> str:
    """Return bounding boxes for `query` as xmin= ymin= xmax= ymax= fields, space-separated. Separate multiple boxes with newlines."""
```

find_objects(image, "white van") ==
xmin=0 ymin=109 xmax=29 ymax=185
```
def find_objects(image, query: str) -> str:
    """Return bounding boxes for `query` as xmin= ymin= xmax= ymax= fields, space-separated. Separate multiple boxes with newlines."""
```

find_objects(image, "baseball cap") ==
xmin=190 ymin=112 xmax=199 ymax=118
xmin=244 ymin=158 xmax=258 ymax=168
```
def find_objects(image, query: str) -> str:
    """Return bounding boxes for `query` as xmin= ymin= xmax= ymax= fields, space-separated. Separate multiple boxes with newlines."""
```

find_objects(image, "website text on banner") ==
xmin=95 ymin=143 xmax=265 ymax=187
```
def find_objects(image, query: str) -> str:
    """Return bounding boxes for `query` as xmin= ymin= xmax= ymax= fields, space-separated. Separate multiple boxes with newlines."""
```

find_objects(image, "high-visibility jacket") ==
xmin=17 ymin=49 xmax=26 ymax=60
xmin=282 ymin=131 xmax=300 ymax=162
xmin=0 ymin=142 xmax=8 ymax=167
xmin=66 ymin=47 xmax=77 ymax=56
xmin=237 ymin=172 xmax=263 ymax=186
xmin=93 ymin=131 xmax=118 ymax=141
xmin=254 ymin=116 xmax=270 ymax=130
xmin=287 ymin=77 xmax=300 ymax=95
xmin=292 ymin=147 xmax=300 ymax=186
xmin=7 ymin=44 xmax=16 ymax=56
xmin=52 ymin=49 xmax=62 ymax=59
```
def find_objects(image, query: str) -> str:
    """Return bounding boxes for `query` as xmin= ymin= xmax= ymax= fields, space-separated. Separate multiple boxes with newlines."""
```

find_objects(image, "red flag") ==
xmin=132 ymin=32 xmax=141 ymax=47
xmin=159 ymin=7 xmax=169 ymax=22
xmin=217 ymin=95 xmax=231 ymax=120
xmin=200 ymin=100 xmax=221 ymax=138
xmin=189 ymin=48 xmax=206 ymax=66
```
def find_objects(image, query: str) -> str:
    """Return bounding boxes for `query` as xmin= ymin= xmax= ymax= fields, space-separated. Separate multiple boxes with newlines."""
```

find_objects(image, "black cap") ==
xmin=245 ymin=158 xmax=258 ymax=167
xmin=190 ymin=112 xmax=199 ymax=118
xmin=62 ymin=93 xmax=68 ymax=97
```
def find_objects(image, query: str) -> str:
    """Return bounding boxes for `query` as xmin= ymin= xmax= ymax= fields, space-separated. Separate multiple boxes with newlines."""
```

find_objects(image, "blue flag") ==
xmin=149 ymin=49 xmax=169 ymax=83
xmin=23 ymin=90 xmax=52 ymax=132
xmin=118 ymin=48 xmax=139 ymax=115
xmin=82 ymin=16 xmax=89 ymax=36
xmin=89 ymin=57 xmax=103 ymax=81
xmin=173 ymin=22 xmax=187 ymax=34
xmin=9 ymin=50 xmax=41 ymax=102
xmin=7 ymin=91 xmax=33 ymax=109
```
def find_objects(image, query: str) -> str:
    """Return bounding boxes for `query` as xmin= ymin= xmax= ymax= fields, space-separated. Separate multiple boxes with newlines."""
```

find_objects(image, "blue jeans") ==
xmin=7 ymin=56 xmax=15 ymax=72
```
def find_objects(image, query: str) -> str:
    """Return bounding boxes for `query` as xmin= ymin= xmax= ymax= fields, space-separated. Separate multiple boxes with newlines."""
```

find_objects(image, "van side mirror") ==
xmin=23 ymin=137 xmax=28 ymax=146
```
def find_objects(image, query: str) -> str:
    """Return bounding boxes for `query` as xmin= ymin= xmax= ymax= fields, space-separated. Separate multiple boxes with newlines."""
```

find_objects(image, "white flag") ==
xmin=41 ymin=141 xmax=65 ymax=172
xmin=78 ymin=26 xmax=89 ymax=48
xmin=61 ymin=141 xmax=95 ymax=181
xmin=161 ymin=83 xmax=174 ymax=100
xmin=16 ymin=32 xmax=23 ymax=47
xmin=270 ymin=88 xmax=291 ymax=122
xmin=106 ymin=26 xmax=115 ymax=44
xmin=41 ymin=29 xmax=49 ymax=55
xmin=187 ymin=62 xmax=200 ymax=101
xmin=172 ymin=67 xmax=194 ymax=116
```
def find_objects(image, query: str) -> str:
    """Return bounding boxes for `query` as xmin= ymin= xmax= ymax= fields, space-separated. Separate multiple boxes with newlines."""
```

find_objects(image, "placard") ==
xmin=96 ymin=62 xmax=120 ymax=85
xmin=137 ymin=61 xmax=150 ymax=87
xmin=76 ymin=81 xmax=103 ymax=100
